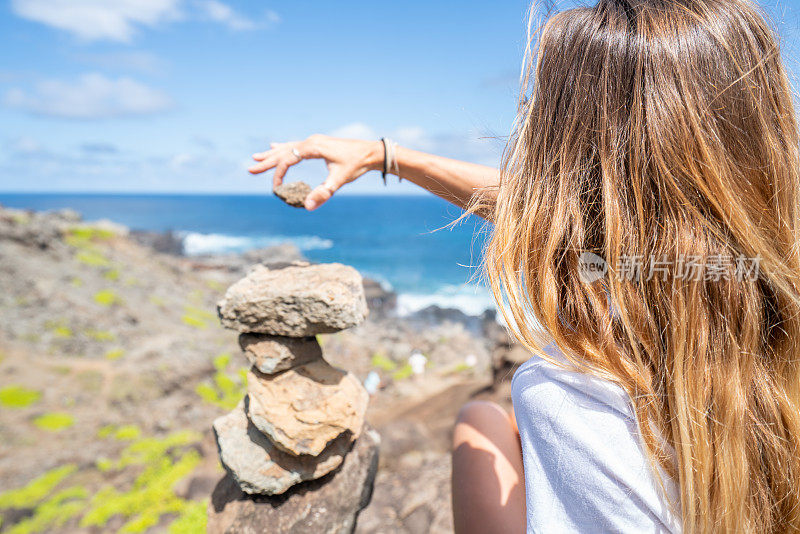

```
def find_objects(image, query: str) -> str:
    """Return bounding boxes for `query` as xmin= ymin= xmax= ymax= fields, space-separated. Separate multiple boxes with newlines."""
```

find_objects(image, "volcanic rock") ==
xmin=274 ymin=182 xmax=312 ymax=208
xmin=213 ymin=400 xmax=352 ymax=495
xmin=246 ymin=360 xmax=368 ymax=456
xmin=239 ymin=334 xmax=322 ymax=374
xmin=208 ymin=427 xmax=380 ymax=534
xmin=217 ymin=263 xmax=368 ymax=336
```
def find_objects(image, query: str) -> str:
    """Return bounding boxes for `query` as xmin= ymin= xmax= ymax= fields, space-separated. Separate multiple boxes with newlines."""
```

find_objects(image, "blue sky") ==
xmin=1 ymin=0 xmax=799 ymax=194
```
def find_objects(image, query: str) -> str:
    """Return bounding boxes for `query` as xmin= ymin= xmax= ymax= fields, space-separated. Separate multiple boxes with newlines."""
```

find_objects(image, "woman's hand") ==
xmin=249 ymin=135 xmax=383 ymax=210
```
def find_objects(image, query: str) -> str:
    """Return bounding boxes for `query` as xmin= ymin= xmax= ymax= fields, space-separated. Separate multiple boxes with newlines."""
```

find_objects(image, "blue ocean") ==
xmin=0 ymin=193 xmax=494 ymax=316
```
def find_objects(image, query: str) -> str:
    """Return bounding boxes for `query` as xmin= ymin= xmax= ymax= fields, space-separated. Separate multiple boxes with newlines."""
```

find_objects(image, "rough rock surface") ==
xmin=239 ymin=333 xmax=322 ymax=374
xmin=274 ymin=182 xmax=312 ymax=208
xmin=246 ymin=360 xmax=368 ymax=456
xmin=213 ymin=400 xmax=352 ymax=495
xmin=208 ymin=427 xmax=380 ymax=534
xmin=217 ymin=263 xmax=368 ymax=336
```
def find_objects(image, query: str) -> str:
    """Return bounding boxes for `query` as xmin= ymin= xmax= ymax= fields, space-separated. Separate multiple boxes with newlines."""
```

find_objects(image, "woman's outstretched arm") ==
xmin=248 ymin=135 xmax=500 ymax=212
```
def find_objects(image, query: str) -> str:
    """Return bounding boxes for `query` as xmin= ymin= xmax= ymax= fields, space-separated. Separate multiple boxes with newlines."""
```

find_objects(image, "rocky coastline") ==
xmin=0 ymin=205 xmax=527 ymax=533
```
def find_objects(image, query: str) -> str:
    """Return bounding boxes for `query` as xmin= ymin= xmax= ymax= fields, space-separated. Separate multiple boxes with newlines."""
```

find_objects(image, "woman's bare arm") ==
xmin=248 ymin=135 xmax=499 ymax=212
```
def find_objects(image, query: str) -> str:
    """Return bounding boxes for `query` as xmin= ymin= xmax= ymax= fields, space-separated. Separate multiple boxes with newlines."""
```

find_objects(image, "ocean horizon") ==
xmin=0 ymin=192 xmax=495 ymax=316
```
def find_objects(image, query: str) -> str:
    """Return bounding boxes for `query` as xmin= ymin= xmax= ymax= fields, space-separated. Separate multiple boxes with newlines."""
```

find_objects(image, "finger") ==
xmin=273 ymin=162 xmax=291 ymax=188
xmin=248 ymin=156 xmax=278 ymax=174
xmin=252 ymin=150 xmax=271 ymax=161
xmin=305 ymin=170 xmax=347 ymax=211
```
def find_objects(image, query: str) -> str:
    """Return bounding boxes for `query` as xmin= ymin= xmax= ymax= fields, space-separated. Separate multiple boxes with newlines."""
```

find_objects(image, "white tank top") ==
xmin=511 ymin=343 xmax=681 ymax=533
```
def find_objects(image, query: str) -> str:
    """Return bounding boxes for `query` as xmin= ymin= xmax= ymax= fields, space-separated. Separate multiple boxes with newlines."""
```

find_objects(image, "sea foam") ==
xmin=396 ymin=283 xmax=496 ymax=317
xmin=181 ymin=232 xmax=333 ymax=256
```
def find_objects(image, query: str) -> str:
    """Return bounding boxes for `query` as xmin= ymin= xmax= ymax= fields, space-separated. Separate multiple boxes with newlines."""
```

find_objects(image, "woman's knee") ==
xmin=456 ymin=401 xmax=509 ymax=429
xmin=453 ymin=401 xmax=511 ymax=448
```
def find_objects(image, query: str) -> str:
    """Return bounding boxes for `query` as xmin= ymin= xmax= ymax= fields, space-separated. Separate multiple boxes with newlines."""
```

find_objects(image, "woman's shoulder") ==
xmin=510 ymin=343 xmax=633 ymax=420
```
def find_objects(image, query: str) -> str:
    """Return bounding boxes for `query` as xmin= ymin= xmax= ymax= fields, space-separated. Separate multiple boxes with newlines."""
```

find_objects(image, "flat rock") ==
xmin=239 ymin=333 xmax=322 ymax=374
xmin=208 ymin=427 xmax=380 ymax=534
xmin=217 ymin=263 xmax=368 ymax=336
xmin=274 ymin=182 xmax=312 ymax=208
xmin=213 ymin=400 xmax=352 ymax=495
xmin=246 ymin=360 xmax=368 ymax=456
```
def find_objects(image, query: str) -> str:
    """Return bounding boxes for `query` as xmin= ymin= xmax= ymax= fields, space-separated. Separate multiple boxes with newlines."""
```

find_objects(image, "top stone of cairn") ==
xmin=217 ymin=263 xmax=368 ymax=336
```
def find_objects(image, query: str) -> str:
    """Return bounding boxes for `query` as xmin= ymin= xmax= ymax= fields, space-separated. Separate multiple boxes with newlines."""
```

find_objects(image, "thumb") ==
xmin=305 ymin=170 xmax=347 ymax=211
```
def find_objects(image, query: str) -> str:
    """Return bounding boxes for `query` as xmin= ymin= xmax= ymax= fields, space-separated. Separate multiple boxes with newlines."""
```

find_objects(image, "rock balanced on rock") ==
xmin=211 ymin=262 xmax=374 ymax=499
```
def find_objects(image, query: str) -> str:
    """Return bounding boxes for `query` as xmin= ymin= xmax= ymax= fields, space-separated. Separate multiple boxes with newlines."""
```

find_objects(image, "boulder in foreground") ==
xmin=239 ymin=333 xmax=322 ymax=374
xmin=246 ymin=360 xmax=368 ymax=456
xmin=208 ymin=426 xmax=380 ymax=534
xmin=213 ymin=400 xmax=352 ymax=495
xmin=217 ymin=263 xmax=368 ymax=336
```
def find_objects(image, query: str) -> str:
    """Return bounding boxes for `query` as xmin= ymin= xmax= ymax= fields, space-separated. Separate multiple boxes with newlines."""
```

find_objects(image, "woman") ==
xmin=249 ymin=0 xmax=800 ymax=531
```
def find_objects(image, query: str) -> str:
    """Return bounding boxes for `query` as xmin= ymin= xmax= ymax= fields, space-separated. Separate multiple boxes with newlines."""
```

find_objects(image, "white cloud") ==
xmin=7 ymin=136 xmax=44 ymax=155
xmin=4 ymin=73 xmax=173 ymax=119
xmin=196 ymin=0 xmax=255 ymax=31
xmin=10 ymin=0 xmax=279 ymax=42
xmin=10 ymin=0 xmax=182 ymax=43
xmin=328 ymin=122 xmax=504 ymax=167
xmin=328 ymin=122 xmax=378 ymax=140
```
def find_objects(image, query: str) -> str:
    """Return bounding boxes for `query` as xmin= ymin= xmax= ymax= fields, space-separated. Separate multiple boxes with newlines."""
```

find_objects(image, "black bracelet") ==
xmin=380 ymin=137 xmax=388 ymax=186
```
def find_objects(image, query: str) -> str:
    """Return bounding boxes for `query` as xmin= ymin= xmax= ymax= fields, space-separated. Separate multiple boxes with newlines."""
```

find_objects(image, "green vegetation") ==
xmin=70 ymin=277 xmax=83 ymax=287
xmin=181 ymin=305 xmax=216 ymax=330
xmin=180 ymin=315 xmax=206 ymax=329
xmin=103 ymin=268 xmax=121 ymax=281
xmin=84 ymin=431 xmax=203 ymax=532
xmin=371 ymin=352 xmax=397 ymax=371
xmin=86 ymin=329 xmax=116 ymax=342
xmin=4 ymin=486 xmax=88 ymax=534
xmin=451 ymin=362 xmax=474 ymax=373
xmin=104 ymin=348 xmax=125 ymax=360
xmin=33 ymin=412 xmax=75 ymax=432
xmin=195 ymin=353 xmax=247 ymax=410
xmin=65 ymin=225 xmax=115 ymax=243
xmin=52 ymin=325 xmax=73 ymax=339
xmin=10 ymin=211 xmax=30 ymax=225
xmin=45 ymin=320 xmax=73 ymax=339
xmin=98 ymin=424 xmax=141 ymax=441
xmin=66 ymin=225 xmax=117 ymax=270
xmin=204 ymin=279 xmax=226 ymax=292
xmin=83 ymin=450 xmax=200 ymax=533
xmin=0 ymin=385 xmax=41 ymax=408
xmin=0 ymin=431 xmax=204 ymax=533
xmin=93 ymin=289 xmax=121 ymax=307
xmin=168 ymin=499 xmax=207 ymax=533
xmin=392 ymin=363 xmax=414 ymax=381
xmin=75 ymin=250 xmax=111 ymax=268
xmin=149 ymin=295 xmax=166 ymax=307
xmin=0 ymin=464 xmax=76 ymax=508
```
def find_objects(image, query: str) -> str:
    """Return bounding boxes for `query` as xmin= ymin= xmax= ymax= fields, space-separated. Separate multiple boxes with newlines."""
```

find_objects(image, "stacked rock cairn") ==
xmin=210 ymin=261 xmax=378 ymax=529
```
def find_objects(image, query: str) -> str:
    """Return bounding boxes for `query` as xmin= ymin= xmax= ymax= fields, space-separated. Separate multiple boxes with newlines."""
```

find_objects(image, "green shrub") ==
xmin=0 ymin=385 xmax=41 ymax=408
xmin=33 ymin=413 xmax=75 ymax=432
xmin=75 ymin=250 xmax=110 ymax=267
xmin=86 ymin=329 xmax=116 ymax=342
xmin=392 ymin=363 xmax=414 ymax=381
xmin=104 ymin=348 xmax=124 ymax=360
xmin=0 ymin=464 xmax=76 ymax=508
xmin=4 ymin=486 xmax=88 ymax=534
xmin=93 ymin=290 xmax=120 ymax=307
xmin=371 ymin=353 xmax=396 ymax=371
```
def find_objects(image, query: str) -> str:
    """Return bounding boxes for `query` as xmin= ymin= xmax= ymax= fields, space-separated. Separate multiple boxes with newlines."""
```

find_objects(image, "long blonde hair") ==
xmin=483 ymin=0 xmax=800 ymax=531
